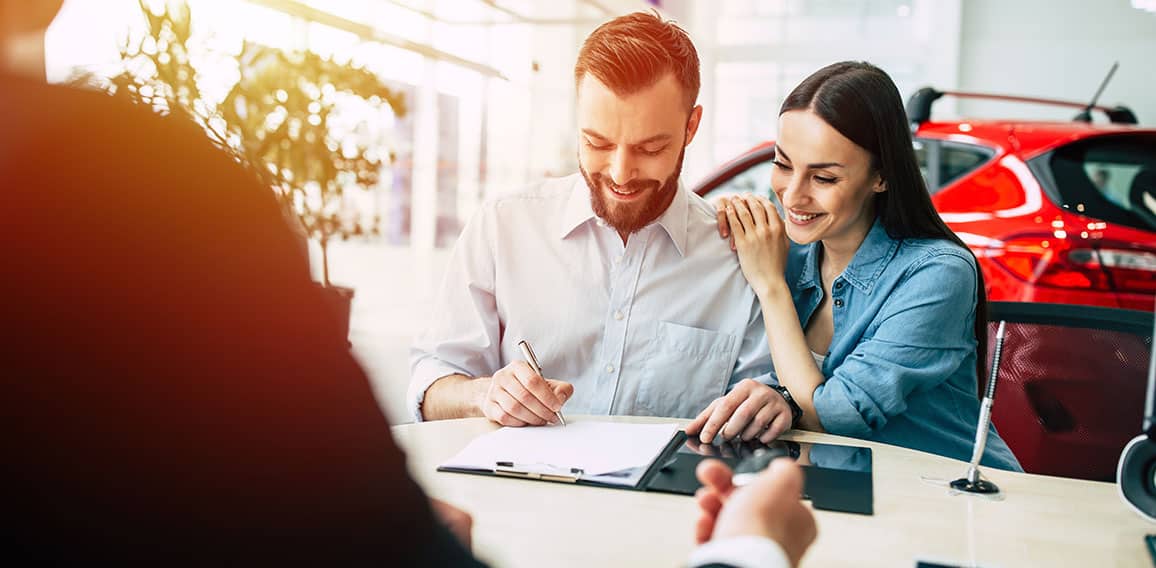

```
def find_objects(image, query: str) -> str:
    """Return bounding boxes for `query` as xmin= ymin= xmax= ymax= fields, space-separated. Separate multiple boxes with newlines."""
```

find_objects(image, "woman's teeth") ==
xmin=789 ymin=210 xmax=820 ymax=222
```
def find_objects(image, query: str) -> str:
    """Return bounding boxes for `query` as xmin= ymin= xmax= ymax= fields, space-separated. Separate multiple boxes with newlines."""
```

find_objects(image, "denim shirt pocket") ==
xmin=637 ymin=321 xmax=739 ymax=418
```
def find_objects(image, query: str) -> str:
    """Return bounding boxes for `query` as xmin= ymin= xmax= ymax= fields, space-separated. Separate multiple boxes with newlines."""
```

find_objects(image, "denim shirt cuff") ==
xmin=812 ymin=381 xmax=874 ymax=438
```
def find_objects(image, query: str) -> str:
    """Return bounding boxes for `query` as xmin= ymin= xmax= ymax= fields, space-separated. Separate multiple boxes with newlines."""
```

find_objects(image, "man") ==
xmin=2 ymin=3 xmax=814 ymax=565
xmin=410 ymin=12 xmax=794 ymax=441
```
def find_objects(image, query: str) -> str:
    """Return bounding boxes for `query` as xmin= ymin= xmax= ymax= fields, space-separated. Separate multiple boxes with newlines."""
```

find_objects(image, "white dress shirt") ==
xmin=690 ymin=536 xmax=790 ymax=568
xmin=408 ymin=173 xmax=773 ymax=421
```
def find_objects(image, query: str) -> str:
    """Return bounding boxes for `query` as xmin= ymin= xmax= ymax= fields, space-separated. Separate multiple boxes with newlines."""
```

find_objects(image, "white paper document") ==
xmin=439 ymin=421 xmax=681 ymax=486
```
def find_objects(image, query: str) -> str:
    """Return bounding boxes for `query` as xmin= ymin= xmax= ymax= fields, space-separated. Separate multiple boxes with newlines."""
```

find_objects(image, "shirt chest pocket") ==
xmin=637 ymin=321 xmax=739 ymax=419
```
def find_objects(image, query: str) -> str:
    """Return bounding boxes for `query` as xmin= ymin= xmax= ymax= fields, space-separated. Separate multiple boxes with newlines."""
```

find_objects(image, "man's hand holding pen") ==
xmin=478 ymin=359 xmax=573 ymax=427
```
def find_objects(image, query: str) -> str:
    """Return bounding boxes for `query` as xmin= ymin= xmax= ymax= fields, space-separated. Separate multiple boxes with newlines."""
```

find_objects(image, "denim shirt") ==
xmin=784 ymin=219 xmax=1022 ymax=471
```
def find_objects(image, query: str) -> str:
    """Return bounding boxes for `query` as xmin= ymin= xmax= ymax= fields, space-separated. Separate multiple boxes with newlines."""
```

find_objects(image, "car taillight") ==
xmin=993 ymin=236 xmax=1156 ymax=294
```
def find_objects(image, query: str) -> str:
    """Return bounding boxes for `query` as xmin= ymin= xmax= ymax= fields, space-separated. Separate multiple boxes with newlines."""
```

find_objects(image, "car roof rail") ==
xmin=905 ymin=87 xmax=1139 ymax=129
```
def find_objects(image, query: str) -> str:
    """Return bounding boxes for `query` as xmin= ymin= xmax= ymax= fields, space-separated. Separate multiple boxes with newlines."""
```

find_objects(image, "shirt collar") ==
xmin=652 ymin=182 xmax=689 ymax=257
xmin=841 ymin=218 xmax=899 ymax=292
xmin=796 ymin=243 xmax=822 ymax=291
xmin=557 ymin=175 xmax=690 ymax=257
xmin=558 ymin=175 xmax=598 ymax=240
xmin=795 ymin=217 xmax=899 ymax=294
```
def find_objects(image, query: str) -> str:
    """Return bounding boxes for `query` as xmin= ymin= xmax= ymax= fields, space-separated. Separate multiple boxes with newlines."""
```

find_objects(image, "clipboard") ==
xmin=437 ymin=426 xmax=874 ymax=515
xmin=438 ymin=430 xmax=687 ymax=491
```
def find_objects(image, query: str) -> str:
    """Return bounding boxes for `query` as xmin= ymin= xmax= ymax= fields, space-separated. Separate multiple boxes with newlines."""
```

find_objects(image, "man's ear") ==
xmin=685 ymin=105 xmax=704 ymax=146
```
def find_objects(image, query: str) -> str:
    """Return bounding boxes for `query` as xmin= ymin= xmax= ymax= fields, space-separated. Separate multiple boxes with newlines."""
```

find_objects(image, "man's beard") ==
xmin=581 ymin=147 xmax=685 ymax=236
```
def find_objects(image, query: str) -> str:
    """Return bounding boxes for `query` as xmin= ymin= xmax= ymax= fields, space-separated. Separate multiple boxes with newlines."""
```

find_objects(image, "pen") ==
xmin=495 ymin=461 xmax=584 ymax=475
xmin=517 ymin=340 xmax=566 ymax=426
xmin=494 ymin=461 xmax=582 ymax=482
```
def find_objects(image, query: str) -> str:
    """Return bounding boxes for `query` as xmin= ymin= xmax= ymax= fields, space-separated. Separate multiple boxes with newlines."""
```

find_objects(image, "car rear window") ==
xmin=1031 ymin=133 xmax=1156 ymax=231
xmin=914 ymin=138 xmax=995 ymax=194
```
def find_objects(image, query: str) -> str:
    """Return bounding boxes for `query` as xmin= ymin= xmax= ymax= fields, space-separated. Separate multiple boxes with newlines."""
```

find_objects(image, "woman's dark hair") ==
xmin=780 ymin=61 xmax=988 ymax=392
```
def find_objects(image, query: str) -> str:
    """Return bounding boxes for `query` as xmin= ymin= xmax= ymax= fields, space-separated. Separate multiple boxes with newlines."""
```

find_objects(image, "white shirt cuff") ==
xmin=688 ymin=535 xmax=790 ymax=568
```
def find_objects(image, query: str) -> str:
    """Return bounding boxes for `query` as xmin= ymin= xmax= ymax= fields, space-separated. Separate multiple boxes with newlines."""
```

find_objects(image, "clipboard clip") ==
xmin=494 ymin=461 xmax=584 ymax=483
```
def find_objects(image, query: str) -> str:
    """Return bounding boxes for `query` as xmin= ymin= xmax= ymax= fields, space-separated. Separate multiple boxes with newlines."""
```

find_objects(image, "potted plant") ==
xmin=84 ymin=0 xmax=406 ymax=341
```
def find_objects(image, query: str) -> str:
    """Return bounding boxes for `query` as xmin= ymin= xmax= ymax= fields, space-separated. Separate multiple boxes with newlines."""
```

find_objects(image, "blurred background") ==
xmin=38 ymin=0 xmax=1156 ymax=424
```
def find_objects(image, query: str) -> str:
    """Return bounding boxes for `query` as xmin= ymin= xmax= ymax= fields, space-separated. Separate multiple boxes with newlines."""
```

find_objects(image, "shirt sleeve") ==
xmin=727 ymin=293 xmax=776 ymax=392
xmin=813 ymin=252 xmax=978 ymax=437
xmin=688 ymin=535 xmax=791 ymax=568
xmin=407 ymin=203 xmax=502 ymax=422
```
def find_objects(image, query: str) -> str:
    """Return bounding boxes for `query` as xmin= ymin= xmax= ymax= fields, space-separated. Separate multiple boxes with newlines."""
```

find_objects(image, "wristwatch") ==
xmin=771 ymin=384 xmax=803 ymax=428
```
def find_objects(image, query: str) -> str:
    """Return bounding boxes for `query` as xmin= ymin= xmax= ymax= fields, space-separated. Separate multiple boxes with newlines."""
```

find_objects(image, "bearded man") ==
xmin=410 ymin=12 xmax=788 ymax=433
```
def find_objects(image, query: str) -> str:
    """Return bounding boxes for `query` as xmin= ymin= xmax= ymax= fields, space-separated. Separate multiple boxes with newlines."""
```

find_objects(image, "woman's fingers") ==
xmin=743 ymin=194 xmax=768 ymax=228
xmin=725 ymin=201 xmax=746 ymax=240
xmin=731 ymin=197 xmax=756 ymax=233
xmin=715 ymin=198 xmax=731 ymax=239
xmin=761 ymin=196 xmax=785 ymax=234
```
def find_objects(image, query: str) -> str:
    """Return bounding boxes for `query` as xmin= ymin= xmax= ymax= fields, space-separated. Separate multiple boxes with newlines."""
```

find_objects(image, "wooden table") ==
xmin=392 ymin=415 xmax=1151 ymax=567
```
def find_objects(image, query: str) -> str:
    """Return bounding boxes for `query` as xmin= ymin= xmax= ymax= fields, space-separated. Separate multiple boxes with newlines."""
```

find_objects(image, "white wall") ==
xmin=676 ymin=0 xmax=963 ymax=185
xmin=957 ymin=0 xmax=1156 ymax=125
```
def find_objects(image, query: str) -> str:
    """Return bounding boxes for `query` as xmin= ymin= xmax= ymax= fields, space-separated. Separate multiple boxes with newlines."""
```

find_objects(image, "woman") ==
xmin=686 ymin=61 xmax=1021 ymax=471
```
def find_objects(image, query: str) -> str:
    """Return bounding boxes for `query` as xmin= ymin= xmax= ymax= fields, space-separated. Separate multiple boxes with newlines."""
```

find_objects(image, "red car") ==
xmin=694 ymin=89 xmax=1156 ymax=311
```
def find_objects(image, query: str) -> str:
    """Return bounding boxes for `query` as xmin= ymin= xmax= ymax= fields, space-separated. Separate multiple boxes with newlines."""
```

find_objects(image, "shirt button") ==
xmin=614 ymin=310 xmax=624 ymax=320
xmin=614 ymin=255 xmax=623 ymax=264
xmin=834 ymin=299 xmax=844 ymax=308
xmin=834 ymin=281 xmax=843 ymax=290
xmin=605 ymin=364 xmax=615 ymax=373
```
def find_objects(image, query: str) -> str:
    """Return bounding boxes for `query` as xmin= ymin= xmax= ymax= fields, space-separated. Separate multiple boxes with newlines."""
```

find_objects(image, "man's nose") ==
xmin=607 ymin=147 xmax=637 ymax=186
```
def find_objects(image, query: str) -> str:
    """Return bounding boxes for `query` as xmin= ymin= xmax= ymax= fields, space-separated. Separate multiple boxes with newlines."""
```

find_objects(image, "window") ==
xmin=1034 ymin=133 xmax=1156 ymax=231
xmin=941 ymin=145 xmax=992 ymax=187
xmin=914 ymin=138 xmax=995 ymax=193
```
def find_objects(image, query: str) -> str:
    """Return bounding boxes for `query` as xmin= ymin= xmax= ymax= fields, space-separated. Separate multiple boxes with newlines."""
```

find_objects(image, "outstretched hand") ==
xmin=694 ymin=458 xmax=817 ymax=567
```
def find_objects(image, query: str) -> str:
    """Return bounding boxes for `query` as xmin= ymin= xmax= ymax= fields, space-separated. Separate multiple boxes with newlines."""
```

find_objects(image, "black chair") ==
xmin=984 ymin=301 xmax=1152 ymax=481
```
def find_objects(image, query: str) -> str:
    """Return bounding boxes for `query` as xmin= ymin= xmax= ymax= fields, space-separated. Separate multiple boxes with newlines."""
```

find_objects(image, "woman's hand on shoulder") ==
xmin=685 ymin=379 xmax=794 ymax=444
xmin=719 ymin=194 xmax=790 ymax=299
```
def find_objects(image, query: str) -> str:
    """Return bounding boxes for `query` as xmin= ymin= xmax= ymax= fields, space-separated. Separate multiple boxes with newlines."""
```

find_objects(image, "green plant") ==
xmin=90 ymin=0 xmax=406 ymax=286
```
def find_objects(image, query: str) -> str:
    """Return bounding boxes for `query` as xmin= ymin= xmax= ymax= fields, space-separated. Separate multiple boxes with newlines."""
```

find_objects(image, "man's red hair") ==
xmin=574 ymin=11 xmax=700 ymax=110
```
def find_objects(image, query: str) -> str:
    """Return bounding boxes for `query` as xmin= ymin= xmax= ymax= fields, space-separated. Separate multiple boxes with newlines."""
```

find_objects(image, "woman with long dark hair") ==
xmin=687 ymin=61 xmax=1021 ymax=471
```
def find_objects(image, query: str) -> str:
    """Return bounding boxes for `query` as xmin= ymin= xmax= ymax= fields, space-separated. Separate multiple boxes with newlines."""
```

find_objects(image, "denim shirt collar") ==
xmin=795 ymin=218 xmax=900 ymax=294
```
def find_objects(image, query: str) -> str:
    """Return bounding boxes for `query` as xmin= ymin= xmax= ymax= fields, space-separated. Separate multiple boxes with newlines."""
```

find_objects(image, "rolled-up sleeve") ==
xmin=407 ymin=205 xmax=502 ymax=422
xmin=813 ymin=252 xmax=978 ymax=437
